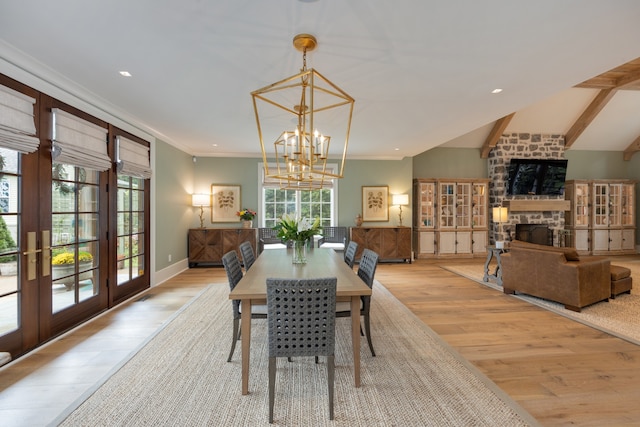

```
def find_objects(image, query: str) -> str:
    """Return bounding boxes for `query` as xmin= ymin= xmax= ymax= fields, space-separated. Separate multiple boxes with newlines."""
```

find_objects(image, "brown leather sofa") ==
xmin=501 ymin=240 xmax=610 ymax=312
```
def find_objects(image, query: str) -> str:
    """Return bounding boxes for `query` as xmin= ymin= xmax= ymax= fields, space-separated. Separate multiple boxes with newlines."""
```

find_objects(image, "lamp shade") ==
xmin=392 ymin=194 xmax=409 ymax=206
xmin=492 ymin=206 xmax=509 ymax=223
xmin=192 ymin=193 xmax=210 ymax=207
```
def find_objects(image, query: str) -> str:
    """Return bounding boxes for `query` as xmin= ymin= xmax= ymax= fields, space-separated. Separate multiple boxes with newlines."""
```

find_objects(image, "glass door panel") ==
xmin=0 ymin=148 xmax=20 ymax=336
xmin=117 ymin=175 xmax=146 ymax=285
xmin=51 ymin=164 xmax=100 ymax=312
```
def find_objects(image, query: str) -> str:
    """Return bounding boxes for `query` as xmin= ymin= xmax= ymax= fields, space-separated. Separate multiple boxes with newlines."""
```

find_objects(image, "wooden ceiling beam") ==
xmin=564 ymin=88 xmax=617 ymax=149
xmin=615 ymin=68 xmax=640 ymax=89
xmin=623 ymin=134 xmax=640 ymax=161
xmin=480 ymin=113 xmax=515 ymax=158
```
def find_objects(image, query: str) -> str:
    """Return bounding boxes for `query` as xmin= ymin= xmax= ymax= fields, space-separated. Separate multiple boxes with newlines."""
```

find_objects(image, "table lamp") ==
xmin=392 ymin=194 xmax=410 ymax=227
xmin=192 ymin=193 xmax=210 ymax=228
xmin=492 ymin=206 xmax=509 ymax=249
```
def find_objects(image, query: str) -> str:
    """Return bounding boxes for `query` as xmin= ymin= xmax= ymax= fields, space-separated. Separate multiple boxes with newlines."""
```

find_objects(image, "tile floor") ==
xmin=0 ymin=273 xmax=213 ymax=427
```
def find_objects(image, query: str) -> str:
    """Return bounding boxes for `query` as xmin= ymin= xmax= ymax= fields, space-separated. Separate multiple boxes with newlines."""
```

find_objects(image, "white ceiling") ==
xmin=1 ymin=1 xmax=640 ymax=160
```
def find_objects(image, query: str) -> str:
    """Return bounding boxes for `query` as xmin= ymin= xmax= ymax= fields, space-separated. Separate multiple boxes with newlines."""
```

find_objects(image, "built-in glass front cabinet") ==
xmin=413 ymin=178 xmax=489 ymax=258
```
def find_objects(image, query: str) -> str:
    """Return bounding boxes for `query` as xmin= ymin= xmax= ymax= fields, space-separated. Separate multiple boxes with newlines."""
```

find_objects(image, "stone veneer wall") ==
xmin=488 ymin=133 xmax=566 ymax=246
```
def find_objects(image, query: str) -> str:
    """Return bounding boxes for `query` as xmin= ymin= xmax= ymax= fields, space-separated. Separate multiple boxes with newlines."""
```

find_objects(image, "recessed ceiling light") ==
xmin=119 ymin=71 xmax=132 ymax=77
xmin=491 ymin=88 xmax=503 ymax=94
xmin=394 ymin=148 xmax=400 ymax=151
xmin=212 ymin=144 xmax=218 ymax=147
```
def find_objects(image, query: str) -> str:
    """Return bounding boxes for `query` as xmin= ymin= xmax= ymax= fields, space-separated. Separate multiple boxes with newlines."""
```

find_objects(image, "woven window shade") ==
xmin=51 ymin=108 xmax=111 ymax=171
xmin=0 ymin=84 xmax=39 ymax=154
xmin=116 ymin=136 xmax=151 ymax=179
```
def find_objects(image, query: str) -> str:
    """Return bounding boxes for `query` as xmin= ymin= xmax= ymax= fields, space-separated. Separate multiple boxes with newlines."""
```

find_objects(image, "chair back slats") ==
xmin=344 ymin=241 xmax=358 ymax=268
xmin=318 ymin=226 xmax=347 ymax=248
xmin=222 ymin=251 xmax=243 ymax=318
xmin=266 ymin=277 xmax=337 ymax=358
xmin=239 ymin=241 xmax=256 ymax=270
xmin=258 ymin=227 xmax=285 ymax=253
xmin=357 ymin=248 xmax=379 ymax=288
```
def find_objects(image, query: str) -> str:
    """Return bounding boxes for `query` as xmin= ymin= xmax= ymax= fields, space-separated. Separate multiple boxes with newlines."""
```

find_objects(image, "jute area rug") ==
xmin=54 ymin=281 xmax=538 ymax=426
xmin=442 ymin=260 xmax=640 ymax=346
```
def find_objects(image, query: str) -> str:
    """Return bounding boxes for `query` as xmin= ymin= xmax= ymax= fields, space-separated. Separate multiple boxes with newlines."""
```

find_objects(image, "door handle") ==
xmin=42 ymin=230 xmax=51 ymax=277
xmin=21 ymin=231 xmax=52 ymax=280
xmin=22 ymin=232 xmax=40 ymax=281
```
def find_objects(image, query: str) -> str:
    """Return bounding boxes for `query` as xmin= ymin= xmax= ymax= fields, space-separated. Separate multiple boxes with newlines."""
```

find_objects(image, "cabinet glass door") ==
xmin=419 ymin=182 xmax=435 ymax=228
xmin=456 ymin=183 xmax=470 ymax=228
xmin=621 ymin=183 xmax=634 ymax=226
xmin=574 ymin=183 xmax=590 ymax=227
xmin=472 ymin=183 xmax=486 ymax=228
xmin=439 ymin=183 xmax=455 ymax=228
xmin=608 ymin=184 xmax=621 ymax=226
xmin=592 ymin=183 xmax=608 ymax=227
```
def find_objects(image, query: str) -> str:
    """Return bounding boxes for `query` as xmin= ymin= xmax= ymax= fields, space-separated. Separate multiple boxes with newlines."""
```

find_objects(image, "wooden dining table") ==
xmin=228 ymin=247 xmax=372 ymax=395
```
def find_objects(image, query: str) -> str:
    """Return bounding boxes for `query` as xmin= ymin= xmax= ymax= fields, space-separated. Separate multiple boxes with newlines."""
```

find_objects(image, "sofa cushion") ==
xmin=610 ymin=265 xmax=631 ymax=281
xmin=509 ymin=240 xmax=580 ymax=261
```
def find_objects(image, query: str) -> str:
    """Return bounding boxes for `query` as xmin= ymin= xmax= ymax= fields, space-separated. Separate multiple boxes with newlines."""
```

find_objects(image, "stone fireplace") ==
xmin=488 ymin=133 xmax=566 ymax=246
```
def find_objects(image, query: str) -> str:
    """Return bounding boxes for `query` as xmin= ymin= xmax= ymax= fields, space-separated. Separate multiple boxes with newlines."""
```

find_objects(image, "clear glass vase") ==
xmin=292 ymin=240 xmax=307 ymax=264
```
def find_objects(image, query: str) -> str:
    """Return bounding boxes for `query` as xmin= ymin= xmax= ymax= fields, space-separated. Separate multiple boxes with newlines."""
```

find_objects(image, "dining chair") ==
xmin=258 ymin=227 xmax=287 ymax=254
xmin=343 ymin=241 xmax=358 ymax=269
xmin=222 ymin=250 xmax=267 ymax=362
xmin=266 ymin=277 xmax=337 ymax=423
xmin=238 ymin=241 xmax=256 ymax=271
xmin=336 ymin=248 xmax=379 ymax=356
xmin=317 ymin=226 xmax=347 ymax=249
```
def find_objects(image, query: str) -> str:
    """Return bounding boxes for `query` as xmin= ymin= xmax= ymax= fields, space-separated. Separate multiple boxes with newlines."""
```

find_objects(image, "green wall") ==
xmin=193 ymin=156 xmax=262 ymax=227
xmin=154 ymin=140 xmax=194 ymax=270
xmin=564 ymin=151 xmax=636 ymax=179
xmin=339 ymin=158 xmax=413 ymax=227
xmin=412 ymin=147 xmax=488 ymax=179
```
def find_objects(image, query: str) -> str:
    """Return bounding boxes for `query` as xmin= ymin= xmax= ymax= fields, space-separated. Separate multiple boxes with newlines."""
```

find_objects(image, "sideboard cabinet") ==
xmin=349 ymin=227 xmax=411 ymax=263
xmin=565 ymin=180 xmax=636 ymax=255
xmin=188 ymin=228 xmax=257 ymax=267
xmin=412 ymin=178 xmax=489 ymax=258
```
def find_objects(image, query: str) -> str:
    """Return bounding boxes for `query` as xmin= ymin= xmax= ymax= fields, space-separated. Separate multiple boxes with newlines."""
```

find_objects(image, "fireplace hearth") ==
xmin=515 ymin=224 xmax=553 ymax=246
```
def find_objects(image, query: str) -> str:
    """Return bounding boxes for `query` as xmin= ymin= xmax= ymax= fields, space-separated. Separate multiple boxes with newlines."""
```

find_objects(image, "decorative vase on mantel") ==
xmin=292 ymin=240 xmax=307 ymax=264
xmin=242 ymin=220 xmax=252 ymax=229
xmin=355 ymin=214 xmax=363 ymax=227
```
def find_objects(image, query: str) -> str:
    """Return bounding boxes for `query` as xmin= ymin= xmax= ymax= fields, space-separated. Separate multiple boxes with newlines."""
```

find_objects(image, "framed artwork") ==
xmin=211 ymin=184 xmax=241 ymax=222
xmin=362 ymin=185 xmax=389 ymax=222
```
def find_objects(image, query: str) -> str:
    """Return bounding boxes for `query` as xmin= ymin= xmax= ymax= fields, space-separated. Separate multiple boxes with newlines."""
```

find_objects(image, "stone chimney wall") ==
xmin=488 ymin=133 xmax=566 ymax=245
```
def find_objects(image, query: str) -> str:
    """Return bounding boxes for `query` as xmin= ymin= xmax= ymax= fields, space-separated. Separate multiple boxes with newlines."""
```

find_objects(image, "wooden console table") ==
xmin=349 ymin=227 xmax=411 ymax=263
xmin=483 ymin=245 xmax=507 ymax=286
xmin=188 ymin=228 xmax=257 ymax=267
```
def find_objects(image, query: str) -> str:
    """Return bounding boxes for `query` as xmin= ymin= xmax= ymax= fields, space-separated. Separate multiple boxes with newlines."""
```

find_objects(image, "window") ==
xmin=259 ymin=163 xmax=337 ymax=228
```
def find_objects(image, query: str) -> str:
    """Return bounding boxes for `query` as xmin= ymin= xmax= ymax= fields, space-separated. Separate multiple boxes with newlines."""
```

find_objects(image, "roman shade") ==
xmin=0 ymin=84 xmax=39 ymax=154
xmin=116 ymin=136 xmax=152 ymax=179
xmin=51 ymin=108 xmax=111 ymax=171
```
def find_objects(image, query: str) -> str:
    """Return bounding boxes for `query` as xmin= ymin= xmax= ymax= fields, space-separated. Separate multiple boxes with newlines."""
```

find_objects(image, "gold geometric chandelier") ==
xmin=251 ymin=33 xmax=355 ymax=190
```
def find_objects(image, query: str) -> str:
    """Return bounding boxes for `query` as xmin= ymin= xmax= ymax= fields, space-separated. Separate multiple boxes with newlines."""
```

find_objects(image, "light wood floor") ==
xmin=1 ymin=255 xmax=640 ymax=426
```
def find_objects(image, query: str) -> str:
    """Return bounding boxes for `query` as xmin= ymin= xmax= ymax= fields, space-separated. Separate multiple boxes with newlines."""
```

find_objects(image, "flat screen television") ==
xmin=506 ymin=158 xmax=568 ymax=196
